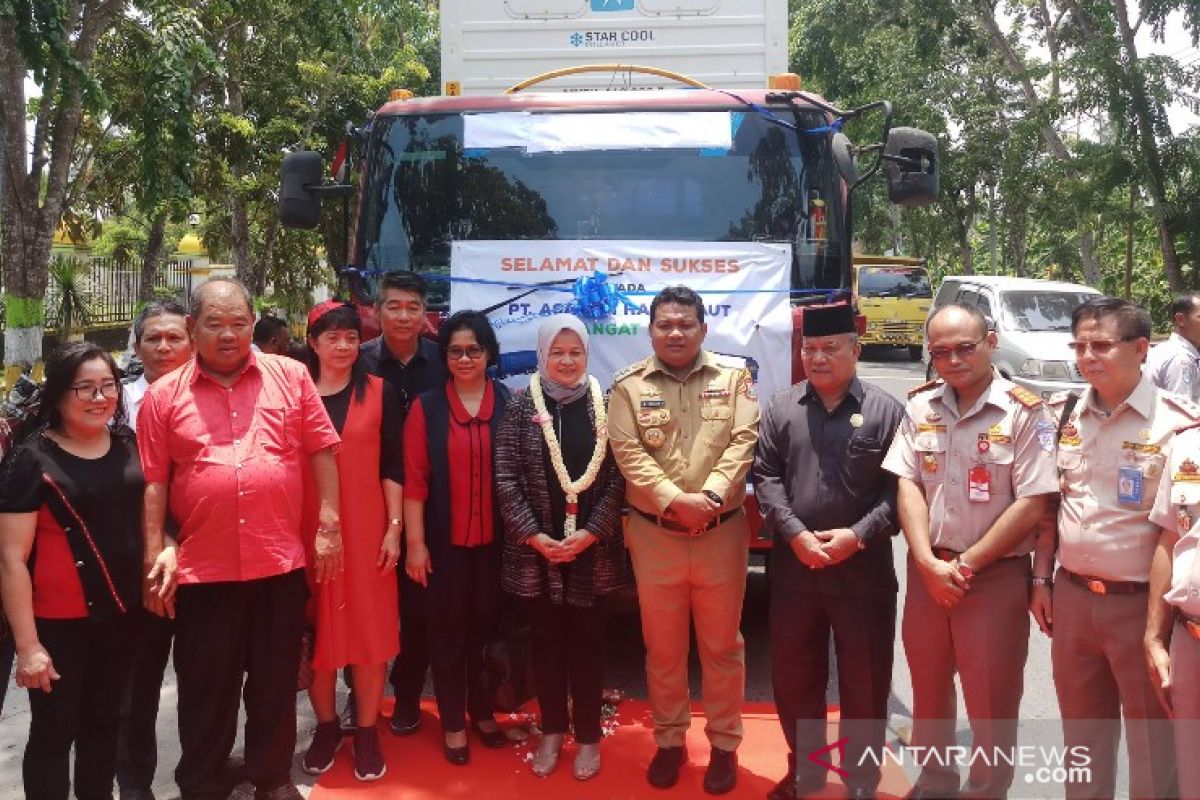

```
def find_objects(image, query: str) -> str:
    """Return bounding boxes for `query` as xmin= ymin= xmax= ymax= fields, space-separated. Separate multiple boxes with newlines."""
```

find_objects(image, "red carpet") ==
xmin=310 ymin=699 xmax=912 ymax=798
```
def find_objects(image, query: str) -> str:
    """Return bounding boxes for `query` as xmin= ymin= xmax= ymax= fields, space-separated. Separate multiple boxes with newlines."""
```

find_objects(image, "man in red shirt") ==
xmin=137 ymin=278 xmax=342 ymax=800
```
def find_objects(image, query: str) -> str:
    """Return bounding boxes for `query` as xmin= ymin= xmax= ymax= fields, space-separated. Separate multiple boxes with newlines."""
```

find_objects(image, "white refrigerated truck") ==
xmin=439 ymin=0 xmax=788 ymax=95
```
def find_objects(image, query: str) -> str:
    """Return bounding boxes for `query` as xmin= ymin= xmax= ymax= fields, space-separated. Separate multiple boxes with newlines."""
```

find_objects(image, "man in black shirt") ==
xmin=358 ymin=272 xmax=447 ymax=735
xmin=752 ymin=304 xmax=904 ymax=800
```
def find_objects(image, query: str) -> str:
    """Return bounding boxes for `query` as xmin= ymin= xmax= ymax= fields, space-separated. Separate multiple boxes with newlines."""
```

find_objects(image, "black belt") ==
xmin=1061 ymin=568 xmax=1148 ymax=595
xmin=631 ymin=506 xmax=739 ymax=535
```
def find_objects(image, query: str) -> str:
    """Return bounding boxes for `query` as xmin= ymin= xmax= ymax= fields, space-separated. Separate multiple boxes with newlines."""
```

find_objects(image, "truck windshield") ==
xmin=858 ymin=266 xmax=931 ymax=298
xmin=354 ymin=109 xmax=845 ymax=305
xmin=1001 ymin=290 xmax=1095 ymax=332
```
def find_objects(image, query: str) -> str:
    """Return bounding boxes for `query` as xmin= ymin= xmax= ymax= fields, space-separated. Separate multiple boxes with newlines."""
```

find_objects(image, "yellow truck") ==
xmin=852 ymin=255 xmax=932 ymax=361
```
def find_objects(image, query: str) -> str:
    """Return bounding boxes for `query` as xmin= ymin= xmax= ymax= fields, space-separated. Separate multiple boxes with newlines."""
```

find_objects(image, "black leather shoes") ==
xmin=470 ymin=720 xmax=507 ymax=748
xmin=443 ymin=739 xmax=470 ymax=765
xmin=703 ymin=747 xmax=738 ymax=794
xmin=905 ymin=787 xmax=959 ymax=800
xmin=847 ymin=789 xmax=877 ymax=800
xmin=647 ymin=745 xmax=687 ymax=789
xmin=768 ymin=772 xmax=827 ymax=799
xmin=389 ymin=707 xmax=421 ymax=736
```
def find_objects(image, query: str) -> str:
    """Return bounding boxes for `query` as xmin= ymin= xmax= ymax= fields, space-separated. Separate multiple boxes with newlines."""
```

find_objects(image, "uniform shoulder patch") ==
xmin=612 ymin=357 xmax=650 ymax=384
xmin=711 ymin=353 xmax=747 ymax=369
xmin=907 ymin=378 xmax=943 ymax=398
xmin=1175 ymin=420 xmax=1200 ymax=435
xmin=1008 ymin=386 xmax=1043 ymax=408
xmin=1164 ymin=392 xmax=1200 ymax=421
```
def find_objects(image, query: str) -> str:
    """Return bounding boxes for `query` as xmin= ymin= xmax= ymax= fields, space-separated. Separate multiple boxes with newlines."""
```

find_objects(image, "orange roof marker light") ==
xmin=768 ymin=73 xmax=802 ymax=90
xmin=388 ymin=89 xmax=413 ymax=102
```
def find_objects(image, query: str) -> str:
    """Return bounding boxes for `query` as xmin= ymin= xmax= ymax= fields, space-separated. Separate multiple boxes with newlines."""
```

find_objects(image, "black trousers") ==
xmin=0 ymin=632 xmax=15 ymax=715
xmin=770 ymin=583 xmax=896 ymax=792
xmin=428 ymin=543 xmax=500 ymax=733
xmin=524 ymin=595 xmax=607 ymax=743
xmin=387 ymin=571 xmax=430 ymax=720
xmin=116 ymin=613 xmax=174 ymax=792
xmin=173 ymin=569 xmax=306 ymax=798
xmin=24 ymin=613 xmax=141 ymax=800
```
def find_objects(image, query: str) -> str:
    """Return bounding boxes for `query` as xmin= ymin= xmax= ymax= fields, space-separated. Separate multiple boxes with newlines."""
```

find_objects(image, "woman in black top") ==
xmin=0 ymin=342 xmax=144 ymax=800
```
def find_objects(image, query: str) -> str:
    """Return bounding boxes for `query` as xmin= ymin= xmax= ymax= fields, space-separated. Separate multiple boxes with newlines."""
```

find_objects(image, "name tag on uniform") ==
xmin=701 ymin=389 xmax=730 ymax=399
xmin=1118 ymin=466 xmax=1144 ymax=505
xmin=640 ymin=399 xmax=667 ymax=409
xmin=968 ymin=465 xmax=990 ymax=502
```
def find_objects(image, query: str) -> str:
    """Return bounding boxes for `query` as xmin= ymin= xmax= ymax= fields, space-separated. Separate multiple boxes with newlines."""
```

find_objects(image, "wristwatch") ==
xmin=1031 ymin=575 xmax=1054 ymax=587
xmin=702 ymin=489 xmax=723 ymax=507
xmin=954 ymin=556 xmax=975 ymax=580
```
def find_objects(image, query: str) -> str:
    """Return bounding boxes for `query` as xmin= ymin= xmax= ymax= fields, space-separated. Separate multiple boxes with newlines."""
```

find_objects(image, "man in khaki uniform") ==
xmin=1148 ymin=422 xmax=1200 ymax=800
xmin=1035 ymin=297 xmax=1190 ymax=799
xmin=609 ymin=285 xmax=759 ymax=795
xmin=883 ymin=303 xmax=1058 ymax=799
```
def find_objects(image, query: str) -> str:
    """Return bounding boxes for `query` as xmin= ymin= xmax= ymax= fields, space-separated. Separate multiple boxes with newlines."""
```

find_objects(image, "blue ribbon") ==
xmin=342 ymin=266 xmax=845 ymax=320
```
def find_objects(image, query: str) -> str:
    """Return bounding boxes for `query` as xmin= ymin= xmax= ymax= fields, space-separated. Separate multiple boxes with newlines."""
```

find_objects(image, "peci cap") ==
xmin=801 ymin=303 xmax=856 ymax=337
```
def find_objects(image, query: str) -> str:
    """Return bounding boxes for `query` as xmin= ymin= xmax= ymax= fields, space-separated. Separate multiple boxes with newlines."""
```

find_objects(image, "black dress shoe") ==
xmin=647 ymin=745 xmax=687 ymax=789
xmin=905 ymin=787 xmax=959 ymax=800
xmin=470 ymin=720 xmax=508 ymax=748
xmin=389 ymin=708 xmax=421 ymax=736
xmin=768 ymin=772 xmax=828 ymax=799
xmin=444 ymin=739 xmax=470 ymax=765
xmin=847 ymin=788 xmax=877 ymax=800
xmin=254 ymin=785 xmax=303 ymax=800
xmin=703 ymin=747 xmax=738 ymax=795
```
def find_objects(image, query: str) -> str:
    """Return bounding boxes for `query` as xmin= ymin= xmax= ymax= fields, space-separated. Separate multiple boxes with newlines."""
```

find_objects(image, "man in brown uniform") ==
xmin=883 ymin=303 xmax=1058 ymax=799
xmin=609 ymin=285 xmax=760 ymax=795
xmin=1036 ymin=297 xmax=1190 ymax=799
xmin=1148 ymin=421 xmax=1200 ymax=800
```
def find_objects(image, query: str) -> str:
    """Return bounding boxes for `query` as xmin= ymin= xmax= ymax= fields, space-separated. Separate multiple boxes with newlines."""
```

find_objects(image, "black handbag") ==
xmin=484 ymin=605 xmax=535 ymax=712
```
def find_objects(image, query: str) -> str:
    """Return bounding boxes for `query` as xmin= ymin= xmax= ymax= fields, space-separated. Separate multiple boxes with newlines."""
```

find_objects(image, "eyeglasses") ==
xmin=1067 ymin=337 xmax=1139 ymax=356
xmin=69 ymin=381 xmax=120 ymax=401
xmin=928 ymin=337 xmax=986 ymax=361
xmin=447 ymin=346 xmax=485 ymax=361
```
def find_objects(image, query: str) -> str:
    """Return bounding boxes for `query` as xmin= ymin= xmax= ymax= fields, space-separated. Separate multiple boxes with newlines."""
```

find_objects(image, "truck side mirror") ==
xmin=279 ymin=151 xmax=324 ymax=229
xmin=831 ymin=132 xmax=859 ymax=186
xmin=884 ymin=127 xmax=938 ymax=207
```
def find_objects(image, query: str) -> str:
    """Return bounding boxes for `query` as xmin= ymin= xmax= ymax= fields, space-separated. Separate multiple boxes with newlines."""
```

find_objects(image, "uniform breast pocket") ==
xmin=982 ymin=439 xmax=1015 ymax=484
xmin=1057 ymin=448 xmax=1083 ymax=471
xmin=254 ymin=405 xmax=300 ymax=456
xmin=1132 ymin=453 xmax=1167 ymax=509
xmin=914 ymin=432 xmax=948 ymax=484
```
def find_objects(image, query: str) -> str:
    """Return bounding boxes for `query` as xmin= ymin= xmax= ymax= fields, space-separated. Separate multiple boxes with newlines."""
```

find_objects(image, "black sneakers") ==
xmin=301 ymin=720 xmax=343 ymax=775
xmin=353 ymin=726 xmax=387 ymax=782
xmin=647 ymin=745 xmax=687 ymax=789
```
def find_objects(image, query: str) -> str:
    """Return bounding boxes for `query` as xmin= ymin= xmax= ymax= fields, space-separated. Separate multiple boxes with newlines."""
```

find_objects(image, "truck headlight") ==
xmin=1020 ymin=359 xmax=1072 ymax=380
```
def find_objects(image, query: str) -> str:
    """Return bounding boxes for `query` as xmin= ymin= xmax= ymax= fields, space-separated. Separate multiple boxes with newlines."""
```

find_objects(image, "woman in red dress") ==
xmin=300 ymin=301 xmax=403 ymax=782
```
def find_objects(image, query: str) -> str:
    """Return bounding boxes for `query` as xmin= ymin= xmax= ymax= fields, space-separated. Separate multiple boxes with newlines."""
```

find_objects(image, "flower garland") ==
xmin=529 ymin=372 xmax=608 ymax=539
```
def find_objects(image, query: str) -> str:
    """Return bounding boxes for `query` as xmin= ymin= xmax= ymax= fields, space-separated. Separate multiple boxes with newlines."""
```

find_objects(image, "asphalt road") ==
xmin=0 ymin=346 xmax=1062 ymax=798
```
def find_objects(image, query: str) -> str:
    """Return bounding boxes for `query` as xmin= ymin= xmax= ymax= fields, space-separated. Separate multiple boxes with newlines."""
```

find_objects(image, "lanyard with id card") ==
xmin=1117 ymin=465 xmax=1143 ymax=505
xmin=969 ymin=434 xmax=991 ymax=503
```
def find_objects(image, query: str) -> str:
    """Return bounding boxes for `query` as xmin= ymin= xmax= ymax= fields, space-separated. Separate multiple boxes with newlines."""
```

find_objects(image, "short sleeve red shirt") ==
xmin=137 ymin=353 xmax=340 ymax=584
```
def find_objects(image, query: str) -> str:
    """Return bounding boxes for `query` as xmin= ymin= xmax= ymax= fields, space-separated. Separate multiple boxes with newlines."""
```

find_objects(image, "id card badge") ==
xmin=968 ymin=464 xmax=991 ymax=503
xmin=1117 ymin=465 xmax=1144 ymax=505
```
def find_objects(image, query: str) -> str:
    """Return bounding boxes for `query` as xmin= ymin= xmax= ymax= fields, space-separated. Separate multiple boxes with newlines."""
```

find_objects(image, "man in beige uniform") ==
xmin=1148 ymin=422 xmax=1200 ymax=800
xmin=609 ymin=285 xmax=759 ymax=795
xmin=883 ymin=303 xmax=1058 ymax=799
xmin=1036 ymin=297 xmax=1190 ymax=799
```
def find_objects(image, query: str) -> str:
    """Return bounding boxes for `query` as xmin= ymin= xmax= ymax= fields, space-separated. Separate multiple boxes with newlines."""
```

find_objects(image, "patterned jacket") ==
xmin=495 ymin=387 xmax=631 ymax=607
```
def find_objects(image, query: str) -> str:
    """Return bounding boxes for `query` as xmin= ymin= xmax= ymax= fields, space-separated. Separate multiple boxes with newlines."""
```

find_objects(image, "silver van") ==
xmin=926 ymin=276 xmax=1101 ymax=398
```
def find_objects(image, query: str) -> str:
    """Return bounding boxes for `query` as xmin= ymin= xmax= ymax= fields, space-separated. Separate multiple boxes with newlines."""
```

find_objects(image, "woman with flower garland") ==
xmin=496 ymin=314 xmax=630 ymax=781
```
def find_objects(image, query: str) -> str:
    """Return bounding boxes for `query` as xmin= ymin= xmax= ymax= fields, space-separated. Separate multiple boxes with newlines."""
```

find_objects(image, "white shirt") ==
xmin=1145 ymin=332 xmax=1200 ymax=402
xmin=122 ymin=375 xmax=149 ymax=433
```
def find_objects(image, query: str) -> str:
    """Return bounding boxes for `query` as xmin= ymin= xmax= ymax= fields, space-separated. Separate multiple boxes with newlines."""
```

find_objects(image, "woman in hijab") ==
xmin=495 ymin=314 xmax=630 ymax=780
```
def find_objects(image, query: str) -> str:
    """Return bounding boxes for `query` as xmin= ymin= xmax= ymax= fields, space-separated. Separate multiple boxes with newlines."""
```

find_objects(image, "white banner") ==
xmin=448 ymin=240 xmax=793 ymax=401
